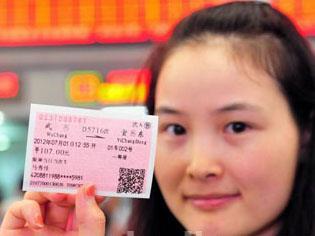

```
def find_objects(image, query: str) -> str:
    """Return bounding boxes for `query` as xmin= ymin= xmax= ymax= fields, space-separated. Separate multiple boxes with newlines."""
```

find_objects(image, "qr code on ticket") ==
xmin=117 ymin=168 xmax=145 ymax=194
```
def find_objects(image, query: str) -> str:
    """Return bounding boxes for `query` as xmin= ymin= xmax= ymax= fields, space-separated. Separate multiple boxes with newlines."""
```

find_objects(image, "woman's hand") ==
xmin=0 ymin=184 xmax=106 ymax=236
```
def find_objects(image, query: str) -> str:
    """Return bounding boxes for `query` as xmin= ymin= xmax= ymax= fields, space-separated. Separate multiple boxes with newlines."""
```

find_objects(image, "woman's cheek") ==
xmin=155 ymin=141 xmax=187 ymax=188
xmin=228 ymin=146 xmax=296 ymax=200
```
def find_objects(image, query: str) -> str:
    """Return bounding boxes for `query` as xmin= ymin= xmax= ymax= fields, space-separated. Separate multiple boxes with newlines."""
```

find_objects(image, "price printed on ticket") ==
xmin=23 ymin=104 xmax=158 ymax=198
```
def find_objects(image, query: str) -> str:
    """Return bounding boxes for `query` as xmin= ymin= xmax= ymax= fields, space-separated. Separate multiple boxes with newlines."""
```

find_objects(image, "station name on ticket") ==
xmin=23 ymin=104 xmax=158 ymax=199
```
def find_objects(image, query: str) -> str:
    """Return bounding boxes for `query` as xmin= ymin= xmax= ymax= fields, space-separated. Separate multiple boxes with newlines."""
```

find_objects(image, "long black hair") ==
xmin=129 ymin=1 xmax=315 ymax=235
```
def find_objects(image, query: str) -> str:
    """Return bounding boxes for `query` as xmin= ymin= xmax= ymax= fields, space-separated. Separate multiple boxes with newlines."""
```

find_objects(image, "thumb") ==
xmin=76 ymin=184 xmax=106 ymax=236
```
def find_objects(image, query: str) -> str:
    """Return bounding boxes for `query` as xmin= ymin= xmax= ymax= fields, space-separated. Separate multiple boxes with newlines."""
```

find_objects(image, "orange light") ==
xmin=0 ymin=72 xmax=19 ymax=99
xmin=101 ymin=68 xmax=150 ymax=104
xmin=66 ymin=69 xmax=151 ymax=105
xmin=67 ymin=71 xmax=102 ymax=103
xmin=106 ymin=69 xmax=150 ymax=85
xmin=97 ymin=82 xmax=147 ymax=105
xmin=272 ymin=0 xmax=315 ymax=36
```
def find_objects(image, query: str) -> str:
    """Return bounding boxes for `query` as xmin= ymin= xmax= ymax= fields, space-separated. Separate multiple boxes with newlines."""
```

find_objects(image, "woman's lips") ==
xmin=184 ymin=193 xmax=241 ymax=210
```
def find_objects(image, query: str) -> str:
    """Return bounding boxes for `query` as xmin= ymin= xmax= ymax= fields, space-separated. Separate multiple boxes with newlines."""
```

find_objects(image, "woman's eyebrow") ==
xmin=214 ymin=102 xmax=263 ymax=114
xmin=155 ymin=106 xmax=184 ymax=115
xmin=155 ymin=103 xmax=262 ymax=116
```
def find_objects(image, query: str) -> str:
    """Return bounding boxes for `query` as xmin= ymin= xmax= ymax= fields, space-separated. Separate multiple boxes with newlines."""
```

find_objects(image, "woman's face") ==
xmin=154 ymin=43 xmax=299 ymax=236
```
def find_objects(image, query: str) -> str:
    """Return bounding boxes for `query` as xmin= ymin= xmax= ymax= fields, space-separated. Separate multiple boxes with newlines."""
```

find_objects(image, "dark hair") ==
xmin=129 ymin=1 xmax=315 ymax=235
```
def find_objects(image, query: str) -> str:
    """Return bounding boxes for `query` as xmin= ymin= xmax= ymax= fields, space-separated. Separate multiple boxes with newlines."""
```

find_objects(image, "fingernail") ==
xmin=85 ymin=184 xmax=95 ymax=197
xmin=34 ymin=214 xmax=44 ymax=228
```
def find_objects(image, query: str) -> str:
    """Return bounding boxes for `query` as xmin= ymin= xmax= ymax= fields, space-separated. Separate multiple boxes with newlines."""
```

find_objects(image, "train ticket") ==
xmin=23 ymin=104 xmax=158 ymax=198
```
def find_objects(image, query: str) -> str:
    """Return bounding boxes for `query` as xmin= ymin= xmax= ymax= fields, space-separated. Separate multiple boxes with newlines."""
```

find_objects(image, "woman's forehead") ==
xmin=158 ymin=42 xmax=275 ymax=90
xmin=155 ymin=42 xmax=287 ymax=116
xmin=165 ymin=33 xmax=283 ymax=83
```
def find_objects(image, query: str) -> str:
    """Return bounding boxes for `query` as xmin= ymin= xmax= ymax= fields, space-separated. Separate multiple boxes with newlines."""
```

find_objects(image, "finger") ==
xmin=24 ymin=192 xmax=76 ymax=206
xmin=1 ymin=200 xmax=44 ymax=230
xmin=44 ymin=202 xmax=73 ymax=229
xmin=24 ymin=191 xmax=100 ymax=206
xmin=24 ymin=192 xmax=51 ymax=219
xmin=75 ymin=185 xmax=106 ymax=236
xmin=65 ymin=209 xmax=75 ymax=231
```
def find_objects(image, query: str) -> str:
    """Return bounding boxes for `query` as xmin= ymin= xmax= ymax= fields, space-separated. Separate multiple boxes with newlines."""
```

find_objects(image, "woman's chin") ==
xmin=184 ymin=222 xmax=226 ymax=236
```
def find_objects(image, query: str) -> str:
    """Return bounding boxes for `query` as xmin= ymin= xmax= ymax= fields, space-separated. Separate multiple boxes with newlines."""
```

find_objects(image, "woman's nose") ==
xmin=185 ymin=137 xmax=224 ymax=180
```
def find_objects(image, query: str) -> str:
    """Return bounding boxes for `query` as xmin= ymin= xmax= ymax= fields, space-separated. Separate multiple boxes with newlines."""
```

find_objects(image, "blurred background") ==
xmin=0 ymin=0 xmax=314 ymax=234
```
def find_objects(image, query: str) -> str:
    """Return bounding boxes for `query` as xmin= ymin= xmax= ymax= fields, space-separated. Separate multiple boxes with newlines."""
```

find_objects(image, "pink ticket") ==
xmin=23 ymin=104 xmax=158 ymax=198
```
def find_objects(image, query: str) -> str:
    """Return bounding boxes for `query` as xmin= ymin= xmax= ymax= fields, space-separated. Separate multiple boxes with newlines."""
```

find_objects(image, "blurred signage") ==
xmin=273 ymin=0 xmax=315 ymax=35
xmin=0 ymin=0 xmax=313 ymax=47
xmin=106 ymin=68 xmax=150 ymax=84
xmin=97 ymin=83 xmax=147 ymax=105
xmin=98 ymin=69 xmax=150 ymax=104
xmin=67 ymin=71 xmax=102 ymax=103
xmin=0 ymin=72 xmax=19 ymax=99
xmin=67 ymin=69 xmax=150 ymax=105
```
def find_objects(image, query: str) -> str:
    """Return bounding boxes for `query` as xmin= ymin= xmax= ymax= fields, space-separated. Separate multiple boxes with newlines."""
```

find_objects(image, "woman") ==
xmin=130 ymin=1 xmax=315 ymax=235
xmin=1 ymin=1 xmax=315 ymax=235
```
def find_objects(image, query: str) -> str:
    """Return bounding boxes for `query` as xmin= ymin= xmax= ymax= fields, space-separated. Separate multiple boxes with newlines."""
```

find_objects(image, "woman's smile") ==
xmin=183 ymin=192 xmax=241 ymax=210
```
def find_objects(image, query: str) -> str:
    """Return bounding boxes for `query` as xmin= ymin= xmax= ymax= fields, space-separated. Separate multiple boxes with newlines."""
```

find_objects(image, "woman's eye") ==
xmin=225 ymin=122 xmax=249 ymax=134
xmin=165 ymin=124 xmax=186 ymax=136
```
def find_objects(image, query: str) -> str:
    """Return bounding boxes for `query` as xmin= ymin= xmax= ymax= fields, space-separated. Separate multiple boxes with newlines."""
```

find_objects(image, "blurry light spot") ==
xmin=0 ymin=111 xmax=4 ymax=125
xmin=0 ymin=72 xmax=19 ymax=99
xmin=0 ymin=134 xmax=10 ymax=151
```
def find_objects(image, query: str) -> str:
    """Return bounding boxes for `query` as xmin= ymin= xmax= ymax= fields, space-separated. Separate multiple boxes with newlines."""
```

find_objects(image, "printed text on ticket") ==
xmin=23 ymin=104 xmax=158 ymax=198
